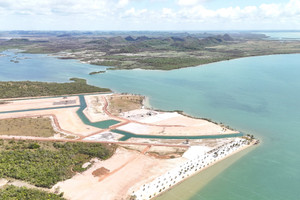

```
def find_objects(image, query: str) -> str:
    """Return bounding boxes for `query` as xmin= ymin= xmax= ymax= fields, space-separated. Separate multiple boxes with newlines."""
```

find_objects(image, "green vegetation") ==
xmin=0 ymin=185 xmax=65 ymax=200
xmin=89 ymin=70 xmax=106 ymax=75
xmin=1 ymin=31 xmax=300 ymax=70
xmin=0 ymin=117 xmax=56 ymax=137
xmin=91 ymin=60 xmax=121 ymax=67
xmin=0 ymin=140 xmax=116 ymax=188
xmin=138 ymin=56 xmax=215 ymax=70
xmin=0 ymin=78 xmax=111 ymax=99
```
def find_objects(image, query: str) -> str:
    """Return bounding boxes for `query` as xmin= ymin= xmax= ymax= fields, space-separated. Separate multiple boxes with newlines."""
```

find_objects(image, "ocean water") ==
xmin=256 ymin=31 xmax=300 ymax=40
xmin=1 ymin=50 xmax=300 ymax=200
xmin=89 ymin=55 xmax=300 ymax=200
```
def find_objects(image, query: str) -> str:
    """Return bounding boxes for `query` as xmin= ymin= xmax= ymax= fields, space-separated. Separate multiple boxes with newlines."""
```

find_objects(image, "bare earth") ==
xmin=0 ymin=96 xmax=79 ymax=112
xmin=53 ymin=147 xmax=187 ymax=200
xmin=118 ymin=109 xmax=237 ymax=136
xmin=0 ymin=93 xmax=249 ymax=200
xmin=83 ymin=95 xmax=111 ymax=122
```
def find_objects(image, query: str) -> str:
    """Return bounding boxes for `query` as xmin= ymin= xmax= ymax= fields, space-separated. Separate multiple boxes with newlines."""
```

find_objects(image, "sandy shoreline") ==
xmin=157 ymin=141 xmax=256 ymax=199
xmin=133 ymin=139 xmax=255 ymax=200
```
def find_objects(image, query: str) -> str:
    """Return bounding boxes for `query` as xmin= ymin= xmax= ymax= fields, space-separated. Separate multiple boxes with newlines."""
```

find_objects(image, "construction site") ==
xmin=0 ymin=93 xmax=253 ymax=199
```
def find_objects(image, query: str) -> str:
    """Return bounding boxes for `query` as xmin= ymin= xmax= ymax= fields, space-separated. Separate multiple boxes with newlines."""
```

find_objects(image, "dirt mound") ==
xmin=92 ymin=167 xmax=110 ymax=177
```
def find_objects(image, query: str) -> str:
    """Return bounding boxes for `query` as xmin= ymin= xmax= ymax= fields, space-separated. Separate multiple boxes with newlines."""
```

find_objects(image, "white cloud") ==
xmin=0 ymin=0 xmax=300 ymax=30
xmin=0 ymin=0 xmax=114 ymax=15
xmin=118 ymin=0 xmax=129 ymax=7
xmin=259 ymin=3 xmax=281 ymax=18
xmin=175 ymin=0 xmax=300 ymax=24
xmin=177 ymin=0 xmax=206 ymax=6
xmin=123 ymin=8 xmax=148 ymax=18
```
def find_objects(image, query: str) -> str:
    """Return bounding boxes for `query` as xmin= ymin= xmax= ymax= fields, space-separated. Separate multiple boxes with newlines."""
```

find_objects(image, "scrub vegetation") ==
xmin=0 ymin=185 xmax=65 ymax=200
xmin=0 ymin=78 xmax=111 ymax=99
xmin=0 ymin=139 xmax=116 ymax=188
xmin=0 ymin=117 xmax=56 ymax=137
xmin=107 ymin=94 xmax=144 ymax=115
xmin=1 ymin=31 xmax=299 ymax=70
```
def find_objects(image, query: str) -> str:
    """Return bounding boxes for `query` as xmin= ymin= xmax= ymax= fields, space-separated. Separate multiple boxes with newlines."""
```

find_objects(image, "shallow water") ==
xmin=257 ymin=31 xmax=300 ymax=40
xmin=1 ymin=50 xmax=300 ymax=199
xmin=89 ymin=54 xmax=300 ymax=200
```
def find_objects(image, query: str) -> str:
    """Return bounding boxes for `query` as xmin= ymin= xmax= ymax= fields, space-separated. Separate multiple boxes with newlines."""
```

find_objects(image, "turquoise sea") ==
xmin=0 ymin=50 xmax=300 ymax=200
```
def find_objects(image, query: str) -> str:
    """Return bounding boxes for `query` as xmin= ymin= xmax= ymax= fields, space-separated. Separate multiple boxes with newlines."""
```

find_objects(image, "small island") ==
xmin=89 ymin=70 xmax=106 ymax=75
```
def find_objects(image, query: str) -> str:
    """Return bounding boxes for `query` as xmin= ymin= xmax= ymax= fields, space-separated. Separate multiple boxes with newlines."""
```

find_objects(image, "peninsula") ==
xmin=0 ymin=80 xmax=258 ymax=199
xmin=1 ymin=31 xmax=300 ymax=71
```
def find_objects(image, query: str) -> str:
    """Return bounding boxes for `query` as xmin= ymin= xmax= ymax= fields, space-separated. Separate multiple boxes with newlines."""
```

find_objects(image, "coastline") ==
xmin=135 ymin=95 xmax=255 ymax=199
xmin=74 ymin=52 xmax=300 ymax=72
xmin=139 ymin=96 xmax=238 ymax=134
xmin=155 ymin=142 xmax=257 ymax=200
xmin=132 ymin=138 xmax=257 ymax=200
xmin=0 ymin=49 xmax=260 ymax=199
xmin=0 ymin=91 xmax=257 ymax=200
xmin=1 ymin=46 xmax=299 ymax=200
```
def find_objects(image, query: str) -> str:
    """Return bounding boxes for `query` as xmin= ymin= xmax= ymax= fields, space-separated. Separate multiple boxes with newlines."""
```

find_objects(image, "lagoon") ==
xmin=1 ymin=50 xmax=300 ymax=199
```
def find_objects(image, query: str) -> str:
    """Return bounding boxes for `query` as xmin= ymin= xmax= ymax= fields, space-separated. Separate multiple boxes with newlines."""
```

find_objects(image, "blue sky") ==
xmin=0 ymin=0 xmax=299 ymax=30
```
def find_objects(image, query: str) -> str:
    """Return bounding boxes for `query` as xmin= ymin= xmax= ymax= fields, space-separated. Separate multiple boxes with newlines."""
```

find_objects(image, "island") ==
xmin=89 ymin=71 xmax=106 ymax=75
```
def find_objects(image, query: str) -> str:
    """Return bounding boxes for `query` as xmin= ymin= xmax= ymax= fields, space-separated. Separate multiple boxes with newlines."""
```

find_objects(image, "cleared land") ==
xmin=0 ymin=117 xmax=55 ymax=137
xmin=0 ymin=96 xmax=79 ymax=112
xmin=118 ymin=109 xmax=237 ymax=136
xmin=107 ymin=94 xmax=144 ymax=116
xmin=0 ymin=108 xmax=101 ymax=137
xmin=53 ymin=147 xmax=187 ymax=200
xmin=83 ymin=95 xmax=111 ymax=122
xmin=0 ymin=84 xmax=250 ymax=200
xmin=0 ymin=96 xmax=100 ymax=137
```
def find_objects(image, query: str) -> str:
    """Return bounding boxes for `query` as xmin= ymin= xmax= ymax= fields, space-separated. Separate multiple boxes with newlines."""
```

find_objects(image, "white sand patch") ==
xmin=83 ymin=131 xmax=123 ymax=141
xmin=182 ymin=146 xmax=212 ymax=160
xmin=139 ymin=112 xmax=180 ymax=124
xmin=117 ymin=123 xmax=162 ymax=135
xmin=120 ymin=109 xmax=157 ymax=121
xmin=0 ymin=179 xmax=8 ymax=187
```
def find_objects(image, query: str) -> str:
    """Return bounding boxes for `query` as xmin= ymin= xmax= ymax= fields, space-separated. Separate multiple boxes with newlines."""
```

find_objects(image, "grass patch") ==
xmin=0 ymin=140 xmax=116 ymax=188
xmin=0 ymin=117 xmax=56 ymax=137
xmin=0 ymin=78 xmax=111 ymax=99
xmin=107 ymin=94 xmax=144 ymax=115
xmin=0 ymin=185 xmax=65 ymax=200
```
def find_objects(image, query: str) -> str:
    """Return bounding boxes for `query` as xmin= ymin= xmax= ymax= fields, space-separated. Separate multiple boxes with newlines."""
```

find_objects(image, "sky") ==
xmin=0 ymin=0 xmax=299 ymax=31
